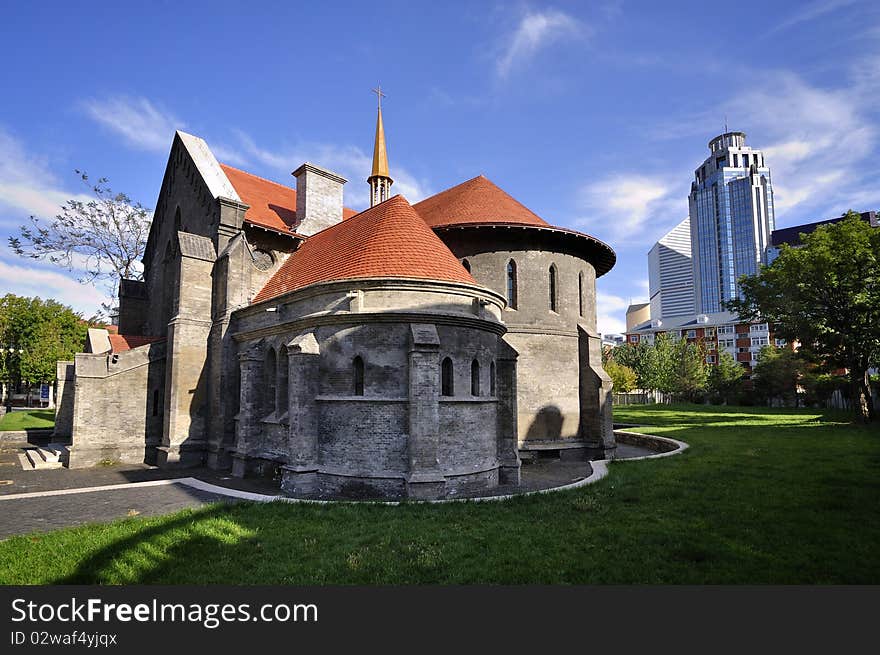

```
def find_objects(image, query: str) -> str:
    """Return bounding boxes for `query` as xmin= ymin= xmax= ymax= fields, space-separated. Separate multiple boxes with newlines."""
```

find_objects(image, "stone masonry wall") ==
xmin=68 ymin=343 xmax=165 ymax=468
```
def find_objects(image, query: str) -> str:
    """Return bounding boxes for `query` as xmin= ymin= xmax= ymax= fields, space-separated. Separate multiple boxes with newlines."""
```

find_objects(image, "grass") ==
xmin=0 ymin=404 xmax=878 ymax=584
xmin=0 ymin=409 xmax=55 ymax=431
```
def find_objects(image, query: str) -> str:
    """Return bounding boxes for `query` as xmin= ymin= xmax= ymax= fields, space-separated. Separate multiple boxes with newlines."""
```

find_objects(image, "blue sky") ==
xmin=1 ymin=0 xmax=878 ymax=333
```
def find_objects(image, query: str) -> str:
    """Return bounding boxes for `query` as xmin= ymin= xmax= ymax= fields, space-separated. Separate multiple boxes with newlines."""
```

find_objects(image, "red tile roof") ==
xmin=109 ymin=335 xmax=165 ymax=353
xmin=219 ymin=164 xmax=357 ymax=235
xmin=413 ymin=175 xmax=550 ymax=228
xmin=253 ymin=195 xmax=477 ymax=303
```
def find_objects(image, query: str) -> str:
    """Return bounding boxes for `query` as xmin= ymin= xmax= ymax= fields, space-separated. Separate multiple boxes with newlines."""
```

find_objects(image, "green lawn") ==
xmin=0 ymin=404 xmax=878 ymax=584
xmin=0 ymin=409 xmax=55 ymax=431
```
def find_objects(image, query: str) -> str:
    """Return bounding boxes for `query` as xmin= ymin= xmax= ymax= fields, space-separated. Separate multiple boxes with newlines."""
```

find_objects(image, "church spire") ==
xmin=368 ymin=84 xmax=393 ymax=206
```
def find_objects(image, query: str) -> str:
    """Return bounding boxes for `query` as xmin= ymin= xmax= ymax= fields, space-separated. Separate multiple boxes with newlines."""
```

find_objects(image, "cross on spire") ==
xmin=372 ymin=83 xmax=386 ymax=109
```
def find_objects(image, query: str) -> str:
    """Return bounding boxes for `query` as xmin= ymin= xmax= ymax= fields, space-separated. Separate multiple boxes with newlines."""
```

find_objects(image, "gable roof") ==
xmin=108 ymin=334 xmax=165 ymax=354
xmin=253 ymin=195 xmax=477 ymax=303
xmin=413 ymin=175 xmax=550 ymax=228
xmin=220 ymin=164 xmax=358 ymax=235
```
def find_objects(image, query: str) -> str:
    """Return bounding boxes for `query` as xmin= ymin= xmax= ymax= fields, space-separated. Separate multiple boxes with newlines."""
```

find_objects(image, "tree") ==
xmin=672 ymin=338 xmax=708 ymax=400
xmin=751 ymin=346 xmax=811 ymax=407
xmin=610 ymin=341 xmax=653 ymax=389
xmin=642 ymin=333 xmax=677 ymax=394
xmin=605 ymin=359 xmax=637 ymax=392
xmin=727 ymin=212 xmax=880 ymax=422
xmin=8 ymin=172 xmax=151 ymax=312
xmin=0 ymin=295 xmax=90 ymax=393
xmin=708 ymin=350 xmax=744 ymax=400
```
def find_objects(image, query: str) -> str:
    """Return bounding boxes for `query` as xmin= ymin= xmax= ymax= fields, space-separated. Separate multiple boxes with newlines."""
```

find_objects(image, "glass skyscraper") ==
xmin=688 ymin=131 xmax=775 ymax=314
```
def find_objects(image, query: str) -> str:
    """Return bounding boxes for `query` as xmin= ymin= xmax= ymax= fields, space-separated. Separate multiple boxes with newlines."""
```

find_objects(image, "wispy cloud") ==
xmin=766 ymin=0 xmax=860 ymax=36
xmin=0 ymin=249 xmax=110 ymax=316
xmin=80 ymin=96 xmax=181 ymax=152
xmin=577 ymin=174 xmax=686 ymax=245
xmin=730 ymin=70 xmax=877 ymax=218
xmin=596 ymin=289 xmax=639 ymax=335
xmin=0 ymin=128 xmax=91 ymax=225
xmin=496 ymin=9 xmax=584 ymax=78
xmin=647 ymin=58 xmax=880 ymax=222
xmin=229 ymin=130 xmax=431 ymax=210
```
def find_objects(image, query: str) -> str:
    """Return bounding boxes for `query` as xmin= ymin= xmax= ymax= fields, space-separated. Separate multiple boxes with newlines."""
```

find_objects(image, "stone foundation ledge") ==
xmin=130 ymin=430 xmax=687 ymax=505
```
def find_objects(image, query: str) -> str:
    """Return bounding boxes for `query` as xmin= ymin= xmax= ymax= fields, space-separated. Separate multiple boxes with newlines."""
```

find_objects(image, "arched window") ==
xmin=461 ymin=258 xmax=471 ymax=273
xmin=549 ymin=264 xmax=558 ymax=312
xmin=353 ymin=356 xmax=365 ymax=396
xmin=441 ymin=357 xmax=454 ymax=396
xmin=264 ymin=348 xmax=277 ymax=415
xmin=578 ymin=272 xmax=584 ymax=317
xmin=277 ymin=348 xmax=289 ymax=414
xmin=506 ymin=260 xmax=518 ymax=309
xmin=490 ymin=361 xmax=496 ymax=396
xmin=471 ymin=359 xmax=480 ymax=396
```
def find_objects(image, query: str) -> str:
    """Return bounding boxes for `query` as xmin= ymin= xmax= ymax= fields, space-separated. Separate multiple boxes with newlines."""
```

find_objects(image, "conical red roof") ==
xmin=253 ymin=195 xmax=477 ymax=303
xmin=413 ymin=175 xmax=550 ymax=228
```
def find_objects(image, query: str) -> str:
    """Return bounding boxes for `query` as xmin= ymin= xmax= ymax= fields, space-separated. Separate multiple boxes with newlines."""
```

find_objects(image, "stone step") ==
xmin=20 ymin=447 xmax=65 ymax=470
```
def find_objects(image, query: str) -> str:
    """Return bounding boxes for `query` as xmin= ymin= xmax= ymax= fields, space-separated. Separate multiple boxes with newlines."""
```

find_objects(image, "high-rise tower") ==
xmin=648 ymin=217 xmax=695 ymax=319
xmin=688 ymin=131 xmax=774 ymax=314
xmin=368 ymin=85 xmax=393 ymax=206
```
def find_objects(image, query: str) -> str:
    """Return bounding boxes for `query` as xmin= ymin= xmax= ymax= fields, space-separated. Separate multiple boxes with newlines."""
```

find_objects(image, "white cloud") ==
xmin=0 ymin=128 xmax=91 ymax=226
xmin=496 ymin=9 xmax=584 ymax=78
xmin=230 ymin=130 xmax=431 ymax=210
xmin=0 ymin=250 xmax=110 ymax=317
xmin=80 ymin=96 xmax=181 ymax=152
xmin=596 ymin=290 xmax=629 ymax=335
xmin=577 ymin=174 xmax=684 ymax=243
xmin=767 ymin=0 xmax=860 ymax=35
xmin=727 ymin=70 xmax=877 ymax=218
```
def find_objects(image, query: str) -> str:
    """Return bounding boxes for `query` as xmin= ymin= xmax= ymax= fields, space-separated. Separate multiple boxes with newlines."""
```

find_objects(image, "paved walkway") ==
xmin=0 ymin=436 xmax=659 ymax=540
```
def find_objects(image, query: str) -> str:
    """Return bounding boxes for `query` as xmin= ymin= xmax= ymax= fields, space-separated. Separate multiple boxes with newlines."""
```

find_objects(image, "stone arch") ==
xmin=506 ymin=259 xmax=518 ymax=309
xmin=441 ymin=357 xmax=454 ymax=396
xmin=264 ymin=347 xmax=277 ymax=415
xmin=353 ymin=355 xmax=365 ymax=396
xmin=578 ymin=271 xmax=584 ymax=317
xmin=549 ymin=263 xmax=558 ymax=312
xmin=277 ymin=346 xmax=288 ymax=415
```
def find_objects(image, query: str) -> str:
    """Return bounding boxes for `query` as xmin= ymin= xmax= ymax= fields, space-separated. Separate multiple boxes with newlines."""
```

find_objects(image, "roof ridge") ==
xmin=219 ymin=163 xmax=294 ymax=192
xmin=300 ymin=194 xmax=406 ymax=240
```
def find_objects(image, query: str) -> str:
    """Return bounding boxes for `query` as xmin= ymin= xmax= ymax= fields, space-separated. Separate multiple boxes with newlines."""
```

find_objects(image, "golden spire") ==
xmin=368 ymin=84 xmax=392 ymax=206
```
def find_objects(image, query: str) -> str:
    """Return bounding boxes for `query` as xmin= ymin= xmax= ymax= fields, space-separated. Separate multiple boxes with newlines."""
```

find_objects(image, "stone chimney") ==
xmin=292 ymin=163 xmax=347 ymax=236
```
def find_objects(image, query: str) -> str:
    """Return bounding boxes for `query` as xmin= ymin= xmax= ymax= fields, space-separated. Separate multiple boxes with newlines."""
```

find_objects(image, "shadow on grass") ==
xmin=32 ymin=407 xmax=879 ymax=585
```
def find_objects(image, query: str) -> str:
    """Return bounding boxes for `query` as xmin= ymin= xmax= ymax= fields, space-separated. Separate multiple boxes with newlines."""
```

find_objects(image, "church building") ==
xmin=55 ymin=100 xmax=617 ymax=499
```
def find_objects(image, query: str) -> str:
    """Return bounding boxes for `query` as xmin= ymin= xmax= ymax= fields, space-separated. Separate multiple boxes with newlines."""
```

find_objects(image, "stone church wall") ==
xmin=67 ymin=342 xmax=166 ymax=468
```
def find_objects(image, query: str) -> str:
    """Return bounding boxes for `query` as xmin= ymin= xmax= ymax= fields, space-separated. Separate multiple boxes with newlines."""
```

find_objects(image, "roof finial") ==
xmin=368 ymin=84 xmax=392 ymax=206
xmin=372 ymin=83 xmax=386 ymax=109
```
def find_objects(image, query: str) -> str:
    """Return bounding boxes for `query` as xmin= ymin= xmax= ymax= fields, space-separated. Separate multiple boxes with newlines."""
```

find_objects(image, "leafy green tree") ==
xmin=605 ymin=359 xmax=637 ymax=392
xmin=610 ymin=341 xmax=653 ymax=389
xmin=751 ymin=346 xmax=811 ymax=407
xmin=642 ymin=333 xmax=677 ymax=394
xmin=673 ymin=338 xmax=708 ymax=400
xmin=708 ymin=350 xmax=744 ymax=400
xmin=727 ymin=212 xmax=879 ymax=421
xmin=0 ymin=295 xmax=89 ymax=391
